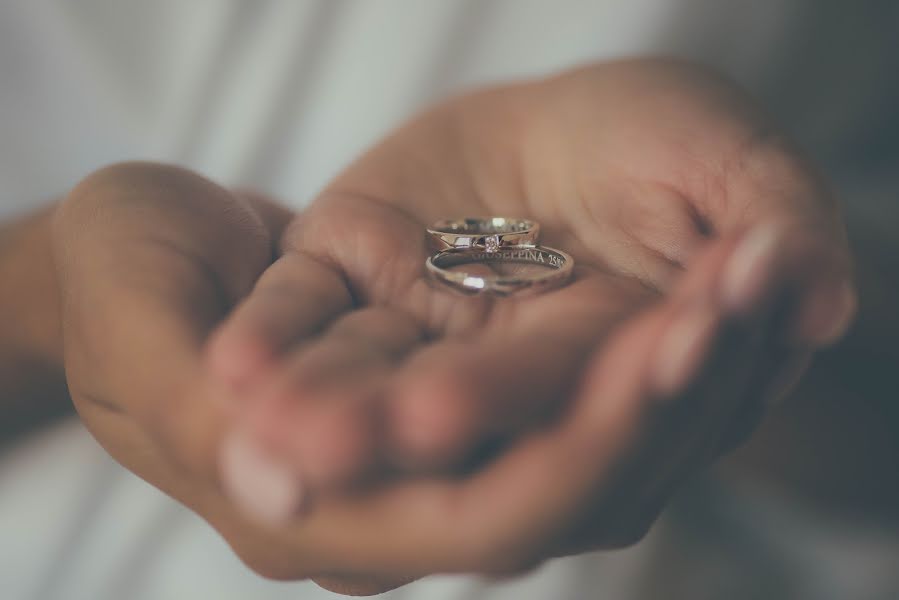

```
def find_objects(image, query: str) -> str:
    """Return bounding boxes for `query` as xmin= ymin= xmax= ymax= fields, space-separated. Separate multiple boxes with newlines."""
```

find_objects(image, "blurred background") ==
xmin=1 ymin=1 xmax=897 ymax=599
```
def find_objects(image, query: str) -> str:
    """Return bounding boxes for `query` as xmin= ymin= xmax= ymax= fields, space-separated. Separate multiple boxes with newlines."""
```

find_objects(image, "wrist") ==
xmin=0 ymin=206 xmax=63 ymax=367
xmin=0 ymin=205 xmax=68 ymax=443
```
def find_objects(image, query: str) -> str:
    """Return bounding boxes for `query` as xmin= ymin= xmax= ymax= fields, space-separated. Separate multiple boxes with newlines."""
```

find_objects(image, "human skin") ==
xmin=0 ymin=210 xmax=69 ymax=444
xmin=2 ymin=60 xmax=866 ymax=595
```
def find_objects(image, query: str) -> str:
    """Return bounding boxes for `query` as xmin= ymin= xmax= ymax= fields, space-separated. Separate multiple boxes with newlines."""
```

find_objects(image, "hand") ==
xmin=204 ymin=60 xmax=854 ymax=588
xmin=52 ymin=162 xmax=293 ymax=519
xmin=55 ymin=60 xmax=855 ymax=596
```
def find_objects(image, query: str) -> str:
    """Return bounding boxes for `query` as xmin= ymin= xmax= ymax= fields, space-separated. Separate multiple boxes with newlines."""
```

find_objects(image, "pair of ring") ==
xmin=424 ymin=217 xmax=574 ymax=296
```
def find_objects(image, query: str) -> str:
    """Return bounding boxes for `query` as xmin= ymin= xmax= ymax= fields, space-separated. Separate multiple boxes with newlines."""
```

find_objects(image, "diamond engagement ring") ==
xmin=426 ymin=217 xmax=540 ymax=253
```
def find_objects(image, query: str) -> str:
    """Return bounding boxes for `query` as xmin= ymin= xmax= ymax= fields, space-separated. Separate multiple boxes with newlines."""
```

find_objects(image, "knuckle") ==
xmin=58 ymin=161 xmax=272 ymax=301
xmin=62 ymin=161 xmax=264 ymax=240
xmin=55 ymin=162 xmax=224 ymax=253
xmin=62 ymin=161 xmax=188 ymax=216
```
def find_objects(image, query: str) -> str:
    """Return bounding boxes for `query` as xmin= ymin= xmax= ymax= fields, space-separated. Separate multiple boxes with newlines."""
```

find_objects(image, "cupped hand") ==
xmin=211 ymin=59 xmax=853 ymax=498
xmin=207 ymin=60 xmax=854 ymax=588
xmin=56 ymin=59 xmax=855 ymax=596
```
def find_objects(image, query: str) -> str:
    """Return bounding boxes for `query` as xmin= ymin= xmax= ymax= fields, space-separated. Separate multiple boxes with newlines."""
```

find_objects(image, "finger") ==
xmin=205 ymin=250 xmax=354 ymax=390
xmin=719 ymin=222 xmax=856 ymax=347
xmin=625 ymin=244 xmax=767 ymax=496
xmin=644 ymin=310 xmax=763 ymax=488
xmin=704 ymin=139 xmax=857 ymax=347
xmin=385 ymin=233 xmax=744 ymax=471
xmin=656 ymin=232 xmax=795 ymax=460
xmin=385 ymin=233 xmax=741 ymax=472
xmin=235 ymin=188 xmax=294 ymax=243
xmin=670 ymin=223 xmax=840 ymax=459
xmin=218 ymin=307 xmax=425 ymax=523
xmin=288 ymin=294 xmax=695 ymax=577
xmin=593 ymin=232 xmax=806 ymax=529
xmin=53 ymin=162 xmax=281 ymax=478
xmin=294 ymin=237 xmax=785 ymax=576
xmin=388 ymin=272 xmax=652 ymax=469
xmin=715 ymin=348 xmax=812 ymax=455
xmin=270 ymin=307 xmax=424 ymax=486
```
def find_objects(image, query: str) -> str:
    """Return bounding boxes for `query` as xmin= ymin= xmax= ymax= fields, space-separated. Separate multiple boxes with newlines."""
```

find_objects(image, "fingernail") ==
xmin=721 ymin=225 xmax=783 ymax=315
xmin=796 ymin=280 xmax=857 ymax=346
xmin=219 ymin=430 xmax=304 ymax=525
xmin=652 ymin=307 xmax=720 ymax=397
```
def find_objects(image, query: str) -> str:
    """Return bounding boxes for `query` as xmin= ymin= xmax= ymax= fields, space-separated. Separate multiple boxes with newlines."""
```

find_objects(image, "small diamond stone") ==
xmin=484 ymin=235 xmax=500 ymax=253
